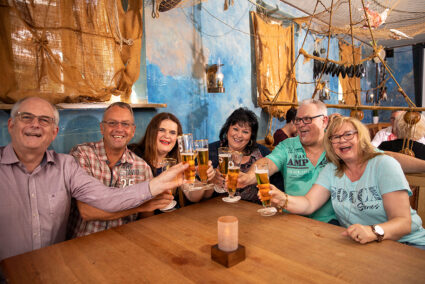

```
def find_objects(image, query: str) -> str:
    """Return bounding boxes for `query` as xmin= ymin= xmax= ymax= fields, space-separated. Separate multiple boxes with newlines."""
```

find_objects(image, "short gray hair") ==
xmin=299 ymin=99 xmax=328 ymax=116
xmin=11 ymin=97 xmax=60 ymax=125
xmin=103 ymin=102 xmax=134 ymax=120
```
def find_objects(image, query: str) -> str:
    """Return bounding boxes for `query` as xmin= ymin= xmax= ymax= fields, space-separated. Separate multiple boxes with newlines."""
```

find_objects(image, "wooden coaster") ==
xmin=211 ymin=244 xmax=246 ymax=268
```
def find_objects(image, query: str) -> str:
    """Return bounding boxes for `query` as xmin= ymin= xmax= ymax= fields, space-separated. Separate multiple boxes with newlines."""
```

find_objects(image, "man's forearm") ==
xmin=385 ymin=151 xmax=425 ymax=173
xmin=77 ymin=201 xmax=141 ymax=221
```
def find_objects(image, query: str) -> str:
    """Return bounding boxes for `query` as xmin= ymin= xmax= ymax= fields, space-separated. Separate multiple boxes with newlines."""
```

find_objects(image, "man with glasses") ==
xmin=0 ymin=97 xmax=186 ymax=261
xmin=239 ymin=99 xmax=337 ymax=223
xmin=67 ymin=102 xmax=172 ymax=239
xmin=239 ymin=99 xmax=425 ymax=224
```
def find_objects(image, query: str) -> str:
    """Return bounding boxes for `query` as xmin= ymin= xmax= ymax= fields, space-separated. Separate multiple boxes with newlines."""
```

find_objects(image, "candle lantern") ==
xmin=211 ymin=216 xmax=245 ymax=268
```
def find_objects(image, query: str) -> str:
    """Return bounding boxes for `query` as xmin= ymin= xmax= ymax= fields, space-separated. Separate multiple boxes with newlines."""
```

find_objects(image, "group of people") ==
xmin=1 ymin=97 xmax=425 ymax=262
xmin=238 ymin=100 xmax=425 ymax=248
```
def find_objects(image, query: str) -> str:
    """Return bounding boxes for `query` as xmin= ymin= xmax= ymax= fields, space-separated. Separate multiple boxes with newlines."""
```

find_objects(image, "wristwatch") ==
xmin=371 ymin=225 xmax=384 ymax=242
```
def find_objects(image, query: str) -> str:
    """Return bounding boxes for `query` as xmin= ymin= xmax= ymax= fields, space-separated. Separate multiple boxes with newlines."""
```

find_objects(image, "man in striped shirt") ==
xmin=67 ymin=102 xmax=172 ymax=238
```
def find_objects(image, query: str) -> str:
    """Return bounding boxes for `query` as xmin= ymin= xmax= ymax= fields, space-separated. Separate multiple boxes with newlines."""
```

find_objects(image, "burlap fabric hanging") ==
xmin=0 ymin=0 xmax=143 ymax=104
xmin=339 ymin=42 xmax=361 ymax=106
xmin=251 ymin=12 xmax=297 ymax=120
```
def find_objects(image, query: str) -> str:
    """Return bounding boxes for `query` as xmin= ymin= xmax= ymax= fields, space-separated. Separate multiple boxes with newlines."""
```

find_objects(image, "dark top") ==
xmin=379 ymin=139 xmax=425 ymax=160
xmin=209 ymin=141 xmax=284 ymax=204
xmin=273 ymin=129 xmax=289 ymax=146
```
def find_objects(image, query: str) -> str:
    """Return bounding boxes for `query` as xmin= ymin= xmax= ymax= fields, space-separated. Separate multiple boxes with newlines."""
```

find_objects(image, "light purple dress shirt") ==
xmin=0 ymin=144 xmax=152 ymax=261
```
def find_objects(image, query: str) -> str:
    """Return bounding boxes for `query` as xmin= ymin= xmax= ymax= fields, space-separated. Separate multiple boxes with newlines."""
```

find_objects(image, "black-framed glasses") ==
xmin=16 ymin=112 xmax=55 ymax=127
xmin=329 ymin=130 xmax=358 ymax=144
xmin=102 ymin=120 xmax=134 ymax=129
xmin=294 ymin=114 xmax=324 ymax=125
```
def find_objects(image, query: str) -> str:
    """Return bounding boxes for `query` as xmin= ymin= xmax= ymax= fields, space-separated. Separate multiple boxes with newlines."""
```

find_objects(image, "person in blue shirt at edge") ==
xmin=269 ymin=115 xmax=425 ymax=248
xmin=238 ymin=99 xmax=425 ymax=225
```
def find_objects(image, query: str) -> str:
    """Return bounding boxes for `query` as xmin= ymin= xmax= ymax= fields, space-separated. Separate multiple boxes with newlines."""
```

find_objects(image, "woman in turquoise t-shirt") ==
xmin=269 ymin=116 xmax=425 ymax=248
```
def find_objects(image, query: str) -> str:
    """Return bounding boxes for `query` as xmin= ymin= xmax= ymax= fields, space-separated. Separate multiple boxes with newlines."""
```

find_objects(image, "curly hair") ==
xmin=218 ymin=107 xmax=259 ymax=155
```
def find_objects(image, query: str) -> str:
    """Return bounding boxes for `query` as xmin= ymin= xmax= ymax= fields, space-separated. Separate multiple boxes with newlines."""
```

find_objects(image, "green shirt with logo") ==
xmin=267 ymin=136 xmax=336 ymax=223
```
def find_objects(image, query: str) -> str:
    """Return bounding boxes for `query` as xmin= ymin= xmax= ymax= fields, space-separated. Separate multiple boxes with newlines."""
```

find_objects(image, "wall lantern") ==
xmin=206 ymin=63 xmax=225 ymax=93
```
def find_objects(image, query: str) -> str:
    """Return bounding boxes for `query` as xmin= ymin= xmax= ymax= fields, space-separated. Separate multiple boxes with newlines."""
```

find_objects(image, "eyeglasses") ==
xmin=329 ymin=130 xmax=358 ymax=144
xmin=294 ymin=114 xmax=324 ymax=125
xmin=102 ymin=120 xmax=134 ymax=129
xmin=16 ymin=112 xmax=55 ymax=126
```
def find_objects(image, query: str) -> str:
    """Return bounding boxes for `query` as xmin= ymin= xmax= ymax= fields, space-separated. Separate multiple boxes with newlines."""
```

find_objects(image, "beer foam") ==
xmin=198 ymin=148 xmax=208 ymax=151
xmin=181 ymin=152 xmax=195 ymax=156
xmin=255 ymin=169 xmax=268 ymax=174
xmin=218 ymin=153 xmax=231 ymax=158
xmin=228 ymin=166 xmax=240 ymax=170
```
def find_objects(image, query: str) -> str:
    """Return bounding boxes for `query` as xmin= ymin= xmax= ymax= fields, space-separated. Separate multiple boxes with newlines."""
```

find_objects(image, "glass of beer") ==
xmin=217 ymin=147 xmax=230 ymax=191
xmin=159 ymin=158 xmax=177 ymax=212
xmin=255 ymin=163 xmax=276 ymax=216
xmin=222 ymin=151 xmax=243 ymax=203
xmin=194 ymin=139 xmax=209 ymax=183
xmin=218 ymin=147 xmax=231 ymax=177
xmin=178 ymin=134 xmax=196 ymax=184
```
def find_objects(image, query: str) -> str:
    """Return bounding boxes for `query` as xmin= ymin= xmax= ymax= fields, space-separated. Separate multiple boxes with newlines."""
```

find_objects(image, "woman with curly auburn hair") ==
xmin=269 ymin=116 xmax=425 ymax=248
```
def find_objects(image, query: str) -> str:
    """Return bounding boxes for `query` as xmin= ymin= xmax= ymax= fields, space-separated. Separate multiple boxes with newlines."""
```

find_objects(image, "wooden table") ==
xmin=2 ymin=198 xmax=425 ymax=283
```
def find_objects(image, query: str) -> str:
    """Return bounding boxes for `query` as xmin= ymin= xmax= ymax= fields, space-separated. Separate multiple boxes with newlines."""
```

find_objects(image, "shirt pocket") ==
xmin=48 ymin=189 xmax=70 ymax=217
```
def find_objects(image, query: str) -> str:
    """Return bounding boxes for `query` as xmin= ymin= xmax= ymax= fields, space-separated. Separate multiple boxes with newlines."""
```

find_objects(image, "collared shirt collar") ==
xmin=1 ymin=143 xmax=55 ymax=165
xmin=0 ymin=143 xmax=55 ymax=174
xmin=97 ymin=140 xmax=134 ymax=166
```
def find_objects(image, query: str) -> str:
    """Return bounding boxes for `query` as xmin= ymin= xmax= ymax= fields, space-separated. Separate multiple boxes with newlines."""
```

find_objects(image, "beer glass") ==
xmin=178 ymin=134 xmax=196 ymax=183
xmin=218 ymin=147 xmax=231 ymax=177
xmin=217 ymin=147 xmax=230 ymax=191
xmin=222 ymin=151 xmax=243 ymax=203
xmin=194 ymin=139 xmax=209 ymax=183
xmin=255 ymin=163 xmax=276 ymax=216
xmin=160 ymin=158 xmax=177 ymax=212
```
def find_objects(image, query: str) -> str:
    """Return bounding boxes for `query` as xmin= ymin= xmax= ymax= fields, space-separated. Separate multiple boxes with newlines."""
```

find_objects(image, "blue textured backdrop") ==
xmin=0 ymin=1 xmax=417 ymax=153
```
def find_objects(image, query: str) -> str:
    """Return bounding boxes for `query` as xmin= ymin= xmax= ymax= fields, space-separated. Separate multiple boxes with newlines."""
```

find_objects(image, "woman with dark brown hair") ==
xmin=130 ymin=112 xmax=182 ymax=176
xmin=130 ymin=112 xmax=215 ymax=205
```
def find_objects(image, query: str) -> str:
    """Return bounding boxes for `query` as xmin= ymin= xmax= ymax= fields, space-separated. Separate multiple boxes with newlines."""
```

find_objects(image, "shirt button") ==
xmin=31 ymin=194 xmax=35 ymax=198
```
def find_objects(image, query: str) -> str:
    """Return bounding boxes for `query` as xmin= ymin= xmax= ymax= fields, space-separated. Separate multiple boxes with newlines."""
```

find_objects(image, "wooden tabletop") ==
xmin=2 ymin=198 xmax=425 ymax=283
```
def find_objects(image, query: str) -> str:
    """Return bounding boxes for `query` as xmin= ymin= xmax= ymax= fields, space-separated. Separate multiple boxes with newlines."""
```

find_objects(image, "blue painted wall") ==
xmin=0 ymin=1 xmax=418 ymax=152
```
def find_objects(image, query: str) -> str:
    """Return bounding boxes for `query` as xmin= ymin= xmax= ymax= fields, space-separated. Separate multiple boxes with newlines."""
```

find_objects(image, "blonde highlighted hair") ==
xmin=324 ymin=116 xmax=382 ymax=177
xmin=394 ymin=111 xmax=425 ymax=141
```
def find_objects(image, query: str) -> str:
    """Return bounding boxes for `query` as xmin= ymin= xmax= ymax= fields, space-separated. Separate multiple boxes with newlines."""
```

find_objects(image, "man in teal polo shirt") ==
xmin=239 ymin=99 xmax=425 ymax=224
xmin=240 ymin=99 xmax=336 ymax=223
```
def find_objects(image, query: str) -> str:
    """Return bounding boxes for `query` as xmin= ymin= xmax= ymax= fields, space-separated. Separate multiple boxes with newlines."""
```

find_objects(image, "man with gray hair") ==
xmin=67 ymin=102 xmax=172 ymax=238
xmin=238 ymin=99 xmax=425 ymax=224
xmin=239 ymin=99 xmax=336 ymax=223
xmin=0 ymin=97 xmax=186 ymax=261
